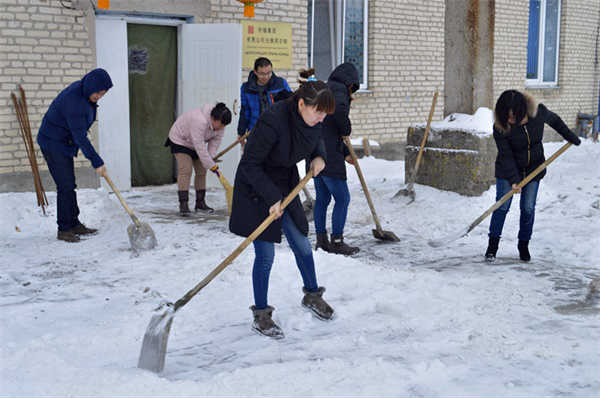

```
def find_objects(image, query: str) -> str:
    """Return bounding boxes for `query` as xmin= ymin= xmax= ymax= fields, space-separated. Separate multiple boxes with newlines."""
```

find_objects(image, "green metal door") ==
xmin=128 ymin=24 xmax=176 ymax=186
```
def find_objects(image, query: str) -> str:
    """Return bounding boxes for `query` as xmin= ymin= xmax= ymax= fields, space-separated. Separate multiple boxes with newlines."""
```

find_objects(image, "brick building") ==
xmin=1 ymin=0 xmax=598 ymax=192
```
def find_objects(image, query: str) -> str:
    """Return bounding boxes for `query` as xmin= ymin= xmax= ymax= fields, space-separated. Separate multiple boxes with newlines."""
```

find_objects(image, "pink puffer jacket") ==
xmin=168 ymin=104 xmax=224 ymax=170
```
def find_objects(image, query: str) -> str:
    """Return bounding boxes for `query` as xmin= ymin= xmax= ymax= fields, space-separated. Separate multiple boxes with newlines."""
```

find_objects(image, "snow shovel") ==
xmin=428 ymin=142 xmax=573 ymax=248
xmin=302 ymin=186 xmax=315 ymax=220
xmin=137 ymin=170 xmax=314 ymax=373
xmin=103 ymin=173 xmax=157 ymax=253
xmin=213 ymin=130 xmax=250 ymax=161
xmin=343 ymin=136 xmax=400 ymax=242
xmin=394 ymin=91 xmax=438 ymax=203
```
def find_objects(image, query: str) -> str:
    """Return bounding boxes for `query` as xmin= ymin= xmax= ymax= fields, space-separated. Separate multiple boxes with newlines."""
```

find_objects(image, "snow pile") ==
xmin=416 ymin=107 xmax=494 ymax=136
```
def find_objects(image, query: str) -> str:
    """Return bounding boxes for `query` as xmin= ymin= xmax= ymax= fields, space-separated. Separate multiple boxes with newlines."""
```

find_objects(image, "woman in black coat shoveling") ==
xmin=229 ymin=70 xmax=335 ymax=339
xmin=314 ymin=62 xmax=361 ymax=255
xmin=485 ymin=90 xmax=580 ymax=262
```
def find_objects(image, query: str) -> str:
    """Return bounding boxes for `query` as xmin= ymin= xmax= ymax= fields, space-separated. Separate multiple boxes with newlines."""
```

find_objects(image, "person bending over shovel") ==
xmin=37 ymin=68 xmax=113 ymax=243
xmin=165 ymin=103 xmax=232 ymax=215
xmin=485 ymin=90 xmax=580 ymax=262
xmin=229 ymin=70 xmax=335 ymax=339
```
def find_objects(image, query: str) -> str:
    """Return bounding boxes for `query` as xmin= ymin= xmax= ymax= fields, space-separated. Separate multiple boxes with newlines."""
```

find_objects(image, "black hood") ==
xmin=328 ymin=62 xmax=360 ymax=93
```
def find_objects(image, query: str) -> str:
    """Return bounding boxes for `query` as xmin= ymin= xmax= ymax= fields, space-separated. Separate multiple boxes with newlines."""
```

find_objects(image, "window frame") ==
xmin=526 ymin=0 xmax=561 ymax=88
xmin=308 ymin=0 xmax=369 ymax=91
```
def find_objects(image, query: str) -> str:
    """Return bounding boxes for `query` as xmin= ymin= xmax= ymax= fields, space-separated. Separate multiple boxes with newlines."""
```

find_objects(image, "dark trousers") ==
xmin=489 ymin=178 xmax=540 ymax=241
xmin=42 ymin=150 xmax=80 ymax=232
xmin=313 ymin=175 xmax=351 ymax=236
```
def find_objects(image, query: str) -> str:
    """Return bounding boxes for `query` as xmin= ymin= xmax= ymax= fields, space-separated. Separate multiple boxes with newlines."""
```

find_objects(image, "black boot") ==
xmin=178 ymin=190 xmax=190 ymax=216
xmin=518 ymin=240 xmax=531 ymax=262
xmin=315 ymin=233 xmax=331 ymax=252
xmin=329 ymin=235 xmax=360 ymax=255
xmin=195 ymin=189 xmax=214 ymax=213
xmin=485 ymin=236 xmax=500 ymax=262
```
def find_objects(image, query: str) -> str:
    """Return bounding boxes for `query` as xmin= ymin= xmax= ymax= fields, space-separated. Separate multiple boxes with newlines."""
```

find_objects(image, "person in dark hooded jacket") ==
xmin=229 ymin=70 xmax=335 ymax=339
xmin=484 ymin=89 xmax=581 ymax=262
xmin=236 ymin=57 xmax=291 ymax=141
xmin=37 ymin=68 xmax=113 ymax=242
xmin=313 ymin=63 xmax=361 ymax=255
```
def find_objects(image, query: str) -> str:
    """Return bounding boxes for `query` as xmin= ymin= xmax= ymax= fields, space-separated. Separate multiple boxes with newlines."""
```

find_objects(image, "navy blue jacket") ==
xmin=321 ymin=63 xmax=360 ymax=180
xmin=230 ymin=98 xmax=327 ymax=243
xmin=237 ymin=70 xmax=291 ymax=136
xmin=37 ymin=68 xmax=113 ymax=168
xmin=493 ymin=98 xmax=580 ymax=185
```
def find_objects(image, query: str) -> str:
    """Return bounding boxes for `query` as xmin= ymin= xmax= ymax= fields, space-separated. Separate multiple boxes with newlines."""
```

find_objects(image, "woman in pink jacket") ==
xmin=165 ymin=103 xmax=232 ymax=215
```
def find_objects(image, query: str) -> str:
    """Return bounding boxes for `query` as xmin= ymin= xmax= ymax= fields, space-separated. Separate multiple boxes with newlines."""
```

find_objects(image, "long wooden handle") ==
xmin=408 ymin=91 xmax=438 ymax=186
xmin=465 ymin=142 xmax=573 ymax=235
xmin=213 ymin=130 xmax=250 ymax=161
xmin=343 ymin=136 xmax=383 ymax=231
xmin=173 ymin=170 xmax=314 ymax=312
xmin=103 ymin=173 xmax=141 ymax=227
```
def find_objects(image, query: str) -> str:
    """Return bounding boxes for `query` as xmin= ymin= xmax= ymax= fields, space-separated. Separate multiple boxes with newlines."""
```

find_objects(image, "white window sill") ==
xmin=525 ymin=84 xmax=560 ymax=90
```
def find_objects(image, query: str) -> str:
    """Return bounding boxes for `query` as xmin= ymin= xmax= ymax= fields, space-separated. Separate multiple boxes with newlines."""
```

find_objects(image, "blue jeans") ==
xmin=252 ymin=211 xmax=319 ymax=309
xmin=42 ymin=150 xmax=80 ymax=232
xmin=488 ymin=178 xmax=540 ymax=241
xmin=313 ymin=175 xmax=351 ymax=236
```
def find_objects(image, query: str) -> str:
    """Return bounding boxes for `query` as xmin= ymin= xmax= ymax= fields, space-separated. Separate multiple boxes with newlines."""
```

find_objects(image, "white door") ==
xmin=180 ymin=24 xmax=242 ymax=188
xmin=95 ymin=19 xmax=131 ymax=191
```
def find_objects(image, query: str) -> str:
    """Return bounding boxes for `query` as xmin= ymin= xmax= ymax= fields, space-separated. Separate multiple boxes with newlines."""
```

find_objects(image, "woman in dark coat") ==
xmin=485 ymin=90 xmax=581 ymax=262
xmin=229 ymin=71 xmax=335 ymax=339
xmin=314 ymin=63 xmax=361 ymax=255
xmin=37 ymin=68 xmax=113 ymax=243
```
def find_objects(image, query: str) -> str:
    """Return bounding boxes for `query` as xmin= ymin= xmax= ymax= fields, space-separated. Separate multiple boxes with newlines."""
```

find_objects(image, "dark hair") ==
xmin=294 ymin=68 xmax=335 ymax=114
xmin=495 ymin=90 xmax=528 ymax=133
xmin=211 ymin=102 xmax=232 ymax=126
xmin=254 ymin=57 xmax=272 ymax=70
xmin=273 ymin=89 xmax=293 ymax=103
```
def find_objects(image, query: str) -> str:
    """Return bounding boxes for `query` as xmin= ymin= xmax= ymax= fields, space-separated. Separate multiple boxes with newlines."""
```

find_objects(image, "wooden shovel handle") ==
xmin=343 ymin=136 xmax=383 ymax=232
xmin=213 ymin=130 xmax=250 ymax=161
xmin=466 ymin=142 xmax=573 ymax=235
xmin=173 ymin=170 xmax=314 ymax=312
xmin=410 ymin=91 xmax=438 ymax=183
xmin=103 ymin=173 xmax=141 ymax=227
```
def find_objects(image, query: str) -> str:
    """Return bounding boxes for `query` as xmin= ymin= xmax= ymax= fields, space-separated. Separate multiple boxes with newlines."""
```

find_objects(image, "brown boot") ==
xmin=302 ymin=287 xmax=334 ymax=320
xmin=329 ymin=235 xmax=360 ymax=255
xmin=178 ymin=191 xmax=190 ymax=216
xmin=250 ymin=305 xmax=284 ymax=339
xmin=57 ymin=230 xmax=80 ymax=242
xmin=70 ymin=223 xmax=98 ymax=235
xmin=195 ymin=189 xmax=214 ymax=213
xmin=315 ymin=233 xmax=331 ymax=252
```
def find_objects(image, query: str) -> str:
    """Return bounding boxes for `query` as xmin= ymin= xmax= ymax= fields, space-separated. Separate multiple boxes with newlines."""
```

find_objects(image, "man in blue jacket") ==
xmin=237 ymin=57 xmax=291 ymax=143
xmin=37 ymin=68 xmax=113 ymax=242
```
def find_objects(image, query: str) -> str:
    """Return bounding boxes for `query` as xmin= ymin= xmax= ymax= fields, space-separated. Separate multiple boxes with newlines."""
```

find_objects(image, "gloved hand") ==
xmin=573 ymin=136 xmax=581 ymax=146
xmin=210 ymin=164 xmax=220 ymax=176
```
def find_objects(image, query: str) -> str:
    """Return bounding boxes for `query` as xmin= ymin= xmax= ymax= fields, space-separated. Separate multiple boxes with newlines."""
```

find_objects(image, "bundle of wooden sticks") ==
xmin=11 ymin=85 xmax=48 ymax=215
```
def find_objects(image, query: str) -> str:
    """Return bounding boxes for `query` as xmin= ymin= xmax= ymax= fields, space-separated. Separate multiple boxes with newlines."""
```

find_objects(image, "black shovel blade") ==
xmin=373 ymin=228 xmax=400 ymax=242
xmin=137 ymin=307 xmax=175 ymax=373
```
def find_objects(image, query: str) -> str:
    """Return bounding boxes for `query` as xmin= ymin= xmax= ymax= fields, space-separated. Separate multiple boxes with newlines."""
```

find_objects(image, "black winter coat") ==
xmin=229 ymin=98 xmax=327 ymax=243
xmin=493 ymin=97 xmax=580 ymax=185
xmin=320 ymin=63 xmax=360 ymax=179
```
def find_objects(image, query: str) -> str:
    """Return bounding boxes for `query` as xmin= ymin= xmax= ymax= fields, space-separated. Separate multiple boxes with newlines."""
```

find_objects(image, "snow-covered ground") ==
xmin=1 ymin=140 xmax=599 ymax=397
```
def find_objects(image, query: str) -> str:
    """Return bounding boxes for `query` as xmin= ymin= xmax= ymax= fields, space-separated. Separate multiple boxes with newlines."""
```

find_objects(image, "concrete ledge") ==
xmin=0 ymin=168 xmax=100 ymax=193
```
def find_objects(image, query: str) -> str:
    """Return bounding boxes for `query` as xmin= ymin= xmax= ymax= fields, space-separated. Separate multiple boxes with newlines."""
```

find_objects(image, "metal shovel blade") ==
xmin=372 ymin=228 xmax=400 ymax=242
xmin=393 ymin=187 xmax=416 ymax=204
xmin=127 ymin=222 xmax=157 ymax=253
xmin=138 ymin=306 xmax=175 ymax=373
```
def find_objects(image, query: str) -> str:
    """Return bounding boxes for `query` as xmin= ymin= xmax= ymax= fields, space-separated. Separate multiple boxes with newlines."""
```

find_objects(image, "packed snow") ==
xmin=1 ymin=140 xmax=599 ymax=397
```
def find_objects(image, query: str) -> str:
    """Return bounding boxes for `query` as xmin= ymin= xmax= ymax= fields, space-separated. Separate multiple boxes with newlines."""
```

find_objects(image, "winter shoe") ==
xmin=302 ymin=287 xmax=335 ymax=320
xmin=329 ymin=235 xmax=360 ymax=255
xmin=485 ymin=236 xmax=500 ymax=262
xmin=70 ymin=223 xmax=97 ymax=235
xmin=195 ymin=189 xmax=214 ymax=213
xmin=57 ymin=230 xmax=80 ymax=243
xmin=178 ymin=190 xmax=190 ymax=216
xmin=250 ymin=305 xmax=284 ymax=339
xmin=315 ymin=233 xmax=331 ymax=252
xmin=518 ymin=240 xmax=531 ymax=262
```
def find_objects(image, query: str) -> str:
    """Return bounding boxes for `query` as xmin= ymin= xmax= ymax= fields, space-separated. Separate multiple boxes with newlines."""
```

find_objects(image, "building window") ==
xmin=308 ymin=0 xmax=368 ymax=90
xmin=526 ymin=0 xmax=561 ymax=86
